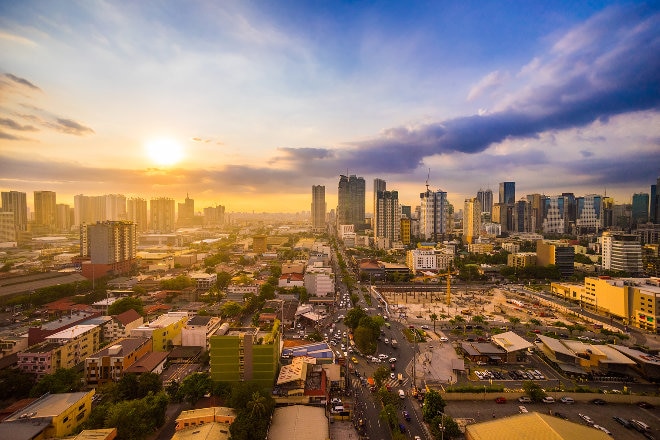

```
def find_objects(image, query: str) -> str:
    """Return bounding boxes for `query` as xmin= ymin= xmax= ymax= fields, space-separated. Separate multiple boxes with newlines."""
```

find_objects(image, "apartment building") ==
xmin=84 ymin=337 xmax=152 ymax=385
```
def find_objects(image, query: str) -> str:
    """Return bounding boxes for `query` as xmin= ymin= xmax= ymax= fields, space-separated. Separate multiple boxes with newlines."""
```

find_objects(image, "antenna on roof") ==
xmin=425 ymin=168 xmax=430 ymax=192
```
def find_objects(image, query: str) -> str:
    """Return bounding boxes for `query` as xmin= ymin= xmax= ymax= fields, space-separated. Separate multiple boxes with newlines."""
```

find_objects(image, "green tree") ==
xmin=430 ymin=414 xmax=461 ymax=439
xmin=379 ymin=403 xmax=398 ymax=428
xmin=159 ymin=275 xmax=195 ymax=290
xmin=0 ymin=368 xmax=35 ymax=400
xmin=30 ymin=368 xmax=82 ymax=396
xmin=422 ymin=389 xmax=446 ymax=422
xmin=508 ymin=316 xmax=521 ymax=330
xmin=108 ymin=297 xmax=144 ymax=316
xmin=373 ymin=366 xmax=390 ymax=388
xmin=103 ymin=392 xmax=169 ymax=440
xmin=177 ymin=372 xmax=213 ymax=404
xmin=247 ymin=391 xmax=267 ymax=417
xmin=523 ymin=380 xmax=546 ymax=401
xmin=137 ymin=372 xmax=163 ymax=398
xmin=215 ymin=271 xmax=233 ymax=290
xmin=430 ymin=313 xmax=438 ymax=332
xmin=344 ymin=307 xmax=368 ymax=330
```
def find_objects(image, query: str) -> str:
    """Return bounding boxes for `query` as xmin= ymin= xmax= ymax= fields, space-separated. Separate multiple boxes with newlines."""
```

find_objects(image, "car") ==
xmin=518 ymin=396 xmax=532 ymax=403
xmin=542 ymin=396 xmax=555 ymax=403
xmin=378 ymin=353 xmax=389 ymax=359
xmin=613 ymin=416 xmax=632 ymax=428
xmin=331 ymin=397 xmax=342 ymax=404
xmin=439 ymin=336 xmax=449 ymax=342
xmin=398 ymin=423 xmax=406 ymax=433
xmin=389 ymin=357 xmax=397 ymax=363
xmin=518 ymin=405 xmax=528 ymax=413
xmin=579 ymin=413 xmax=594 ymax=425
xmin=637 ymin=401 xmax=655 ymax=409
xmin=403 ymin=410 xmax=411 ymax=421
xmin=560 ymin=396 xmax=574 ymax=404
xmin=421 ymin=325 xmax=429 ymax=330
xmin=351 ymin=356 xmax=358 ymax=364
xmin=593 ymin=425 xmax=611 ymax=435
xmin=590 ymin=398 xmax=606 ymax=405
xmin=495 ymin=397 xmax=507 ymax=404
xmin=554 ymin=412 xmax=568 ymax=420
xmin=390 ymin=373 xmax=396 ymax=380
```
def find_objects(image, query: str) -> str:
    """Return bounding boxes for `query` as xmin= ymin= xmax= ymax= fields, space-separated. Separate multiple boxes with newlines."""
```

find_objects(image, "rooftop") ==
xmin=4 ymin=391 xmax=92 ymax=422
xmin=46 ymin=324 xmax=98 ymax=341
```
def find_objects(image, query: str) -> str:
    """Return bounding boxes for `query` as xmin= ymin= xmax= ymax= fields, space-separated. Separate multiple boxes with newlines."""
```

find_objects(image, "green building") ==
xmin=209 ymin=325 xmax=280 ymax=387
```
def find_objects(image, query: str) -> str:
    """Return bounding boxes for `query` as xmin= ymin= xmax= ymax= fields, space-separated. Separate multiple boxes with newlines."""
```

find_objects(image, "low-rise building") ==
xmin=0 ymin=390 xmax=95 ymax=440
xmin=181 ymin=315 xmax=222 ymax=350
xmin=104 ymin=309 xmax=144 ymax=341
xmin=507 ymin=252 xmax=537 ymax=269
xmin=130 ymin=311 xmax=188 ymax=351
xmin=175 ymin=407 xmax=236 ymax=431
xmin=84 ymin=337 xmax=152 ymax=386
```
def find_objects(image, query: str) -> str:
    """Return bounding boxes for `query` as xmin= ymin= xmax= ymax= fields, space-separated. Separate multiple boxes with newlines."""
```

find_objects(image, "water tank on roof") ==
xmin=217 ymin=323 xmax=230 ymax=335
xmin=107 ymin=345 xmax=121 ymax=355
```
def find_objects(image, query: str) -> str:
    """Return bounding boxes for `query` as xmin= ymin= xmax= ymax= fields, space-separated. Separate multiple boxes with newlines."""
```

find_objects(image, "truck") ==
xmin=367 ymin=377 xmax=376 ymax=391
xmin=391 ymin=339 xmax=398 ymax=348
xmin=397 ymin=373 xmax=403 ymax=384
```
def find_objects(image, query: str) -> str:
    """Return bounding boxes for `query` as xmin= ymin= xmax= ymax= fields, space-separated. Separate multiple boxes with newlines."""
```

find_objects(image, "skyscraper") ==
xmin=476 ymin=188 xmax=493 ymax=215
xmin=463 ymin=197 xmax=481 ymax=244
xmin=420 ymin=185 xmax=448 ymax=242
xmin=374 ymin=186 xmax=400 ymax=249
xmin=373 ymin=179 xmax=387 ymax=236
xmin=311 ymin=185 xmax=326 ymax=232
xmin=177 ymin=194 xmax=195 ymax=227
xmin=127 ymin=197 xmax=148 ymax=232
xmin=650 ymin=177 xmax=660 ymax=224
xmin=498 ymin=182 xmax=515 ymax=232
xmin=1 ymin=190 xmax=28 ymax=232
xmin=150 ymin=197 xmax=176 ymax=232
xmin=499 ymin=182 xmax=515 ymax=205
xmin=576 ymin=194 xmax=602 ymax=234
xmin=632 ymin=193 xmax=649 ymax=227
xmin=337 ymin=174 xmax=365 ymax=233
xmin=34 ymin=190 xmax=57 ymax=232
xmin=80 ymin=221 xmax=137 ymax=279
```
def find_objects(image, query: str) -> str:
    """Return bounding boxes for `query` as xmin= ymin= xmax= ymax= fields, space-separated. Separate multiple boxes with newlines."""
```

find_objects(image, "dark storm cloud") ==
xmin=0 ymin=118 xmax=38 ymax=131
xmin=50 ymin=118 xmax=95 ymax=136
xmin=280 ymin=5 xmax=660 ymax=176
xmin=4 ymin=73 xmax=41 ymax=91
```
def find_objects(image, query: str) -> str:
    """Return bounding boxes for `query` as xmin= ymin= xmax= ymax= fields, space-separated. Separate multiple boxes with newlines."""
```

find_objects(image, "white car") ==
xmin=439 ymin=336 xmax=449 ymax=342
xmin=542 ymin=396 xmax=555 ymax=403
xmin=518 ymin=405 xmax=528 ymax=413
xmin=390 ymin=373 xmax=396 ymax=379
xmin=378 ymin=353 xmax=389 ymax=359
xmin=560 ymin=396 xmax=574 ymax=404
xmin=421 ymin=325 xmax=429 ymax=330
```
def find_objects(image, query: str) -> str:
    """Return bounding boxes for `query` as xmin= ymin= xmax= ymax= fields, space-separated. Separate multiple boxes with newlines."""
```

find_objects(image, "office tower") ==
xmin=0 ymin=212 xmax=15 ymax=242
xmin=463 ymin=197 xmax=481 ymax=244
xmin=177 ymin=194 xmax=195 ymax=227
xmin=401 ymin=205 xmax=411 ymax=219
xmin=632 ymin=193 xmax=650 ymax=227
xmin=203 ymin=204 xmax=226 ymax=227
xmin=80 ymin=221 xmax=137 ymax=279
xmin=337 ymin=174 xmax=365 ymax=233
xmin=127 ymin=197 xmax=148 ymax=232
xmin=477 ymin=188 xmax=493 ymax=215
xmin=373 ymin=179 xmax=387 ymax=236
xmin=561 ymin=192 xmax=576 ymax=234
xmin=150 ymin=197 xmax=176 ymax=232
xmin=542 ymin=196 xmax=565 ymax=234
xmin=601 ymin=231 xmax=643 ymax=274
xmin=311 ymin=185 xmax=326 ymax=232
xmin=419 ymin=185 xmax=448 ymax=242
xmin=1 ymin=190 xmax=28 ymax=232
xmin=610 ymin=203 xmax=632 ymax=231
xmin=650 ymin=177 xmax=660 ymax=224
xmin=526 ymin=194 xmax=544 ymax=233
xmin=33 ymin=190 xmax=57 ymax=232
xmin=513 ymin=199 xmax=532 ymax=233
xmin=499 ymin=182 xmax=515 ymax=205
xmin=56 ymin=204 xmax=72 ymax=233
xmin=576 ymin=194 xmax=602 ymax=234
xmin=374 ymin=187 xmax=401 ymax=249
xmin=498 ymin=182 xmax=515 ymax=232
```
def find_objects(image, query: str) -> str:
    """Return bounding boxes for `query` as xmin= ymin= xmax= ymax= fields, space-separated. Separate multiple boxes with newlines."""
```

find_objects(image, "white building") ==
xmin=304 ymin=264 xmax=335 ymax=297
xmin=419 ymin=188 xmax=449 ymax=242
xmin=181 ymin=315 xmax=222 ymax=350
xmin=406 ymin=249 xmax=437 ymax=274
xmin=190 ymin=272 xmax=217 ymax=290
xmin=542 ymin=196 xmax=565 ymax=234
xmin=601 ymin=231 xmax=643 ymax=274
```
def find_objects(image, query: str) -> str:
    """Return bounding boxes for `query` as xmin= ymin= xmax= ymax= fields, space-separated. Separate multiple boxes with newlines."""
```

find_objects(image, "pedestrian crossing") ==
xmin=352 ymin=376 xmax=409 ymax=389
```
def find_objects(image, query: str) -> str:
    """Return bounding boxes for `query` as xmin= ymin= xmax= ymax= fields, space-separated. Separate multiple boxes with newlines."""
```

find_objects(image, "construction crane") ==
xmin=445 ymin=265 xmax=459 ymax=306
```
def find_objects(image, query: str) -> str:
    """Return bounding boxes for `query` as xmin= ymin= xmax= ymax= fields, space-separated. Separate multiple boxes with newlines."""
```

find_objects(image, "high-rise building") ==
xmin=498 ymin=182 xmax=515 ymax=232
xmin=374 ymin=183 xmax=400 ymax=249
xmin=127 ymin=197 xmax=148 ymax=232
xmin=632 ymin=193 xmax=649 ymax=227
xmin=651 ymin=177 xmax=660 ymax=224
xmin=80 ymin=221 xmax=137 ymax=279
xmin=0 ymin=212 xmax=15 ymax=242
xmin=419 ymin=185 xmax=448 ymax=242
xmin=203 ymin=204 xmax=226 ymax=227
xmin=561 ymin=193 xmax=577 ymax=234
xmin=463 ymin=198 xmax=481 ymax=244
xmin=56 ymin=203 xmax=72 ymax=233
xmin=477 ymin=189 xmax=493 ymax=215
xmin=401 ymin=205 xmax=412 ymax=219
xmin=601 ymin=231 xmax=643 ymax=275
xmin=513 ymin=199 xmax=533 ymax=233
xmin=526 ymin=194 xmax=544 ymax=233
xmin=576 ymin=194 xmax=602 ymax=234
xmin=74 ymin=194 xmax=127 ymax=226
xmin=33 ymin=190 xmax=57 ymax=231
xmin=1 ymin=190 xmax=28 ymax=233
xmin=499 ymin=182 xmax=515 ymax=205
xmin=150 ymin=197 xmax=176 ymax=232
xmin=311 ymin=185 xmax=326 ymax=232
xmin=177 ymin=194 xmax=195 ymax=227
xmin=542 ymin=196 xmax=565 ymax=234
xmin=337 ymin=174 xmax=365 ymax=233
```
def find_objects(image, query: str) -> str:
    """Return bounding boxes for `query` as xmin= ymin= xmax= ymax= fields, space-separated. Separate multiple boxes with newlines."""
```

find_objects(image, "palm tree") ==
xmin=247 ymin=391 xmax=267 ymax=417
xmin=508 ymin=316 xmax=521 ymax=330
xmin=430 ymin=313 xmax=438 ymax=332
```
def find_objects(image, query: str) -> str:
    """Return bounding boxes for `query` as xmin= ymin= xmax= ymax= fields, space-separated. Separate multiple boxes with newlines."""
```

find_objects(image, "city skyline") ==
xmin=1 ymin=1 xmax=659 ymax=212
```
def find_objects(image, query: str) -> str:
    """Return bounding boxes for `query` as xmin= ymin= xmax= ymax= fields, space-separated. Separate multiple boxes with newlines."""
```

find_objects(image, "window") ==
xmin=63 ymin=416 xmax=69 ymax=423
xmin=78 ymin=404 xmax=85 ymax=411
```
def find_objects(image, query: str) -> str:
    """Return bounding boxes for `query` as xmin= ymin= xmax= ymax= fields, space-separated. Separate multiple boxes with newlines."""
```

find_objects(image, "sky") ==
xmin=1 ymin=1 xmax=659 ymax=214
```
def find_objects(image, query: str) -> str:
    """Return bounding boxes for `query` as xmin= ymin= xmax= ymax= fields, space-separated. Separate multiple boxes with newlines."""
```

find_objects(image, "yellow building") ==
xmin=550 ymin=282 xmax=585 ymax=302
xmin=400 ymin=217 xmax=411 ymax=245
xmin=253 ymin=235 xmax=267 ymax=253
xmin=172 ymin=423 xmax=230 ymax=440
xmin=0 ymin=390 xmax=95 ymax=439
xmin=130 ymin=311 xmax=188 ymax=351
xmin=467 ymin=243 xmax=494 ymax=254
xmin=507 ymin=252 xmax=537 ymax=269
xmin=175 ymin=407 xmax=237 ymax=431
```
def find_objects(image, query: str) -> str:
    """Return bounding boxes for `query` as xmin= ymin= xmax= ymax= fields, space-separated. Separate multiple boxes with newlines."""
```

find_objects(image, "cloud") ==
xmin=4 ymin=73 xmax=41 ymax=91
xmin=49 ymin=118 xmax=95 ymax=136
xmin=275 ymin=4 xmax=660 ymax=178
xmin=0 ymin=118 xmax=38 ymax=132
xmin=0 ymin=130 xmax=25 ymax=140
xmin=467 ymin=70 xmax=510 ymax=101
xmin=580 ymin=150 xmax=594 ymax=158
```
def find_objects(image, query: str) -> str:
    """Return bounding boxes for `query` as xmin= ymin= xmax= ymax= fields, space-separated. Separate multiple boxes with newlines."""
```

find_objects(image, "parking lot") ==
xmin=445 ymin=399 xmax=659 ymax=439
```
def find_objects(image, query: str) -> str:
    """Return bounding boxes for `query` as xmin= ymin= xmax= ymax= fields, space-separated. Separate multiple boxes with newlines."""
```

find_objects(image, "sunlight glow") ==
xmin=145 ymin=138 xmax=184 ymax=166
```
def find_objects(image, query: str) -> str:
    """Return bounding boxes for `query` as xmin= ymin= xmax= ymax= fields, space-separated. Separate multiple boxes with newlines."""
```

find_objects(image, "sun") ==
xmin=145 ymin=138 xmax=184 ymax=166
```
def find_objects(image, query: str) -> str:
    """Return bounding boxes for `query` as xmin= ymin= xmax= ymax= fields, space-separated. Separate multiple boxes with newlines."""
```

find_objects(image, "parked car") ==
xmin=613 ymin=416 xmax=632 ymax=428
xmin=439 ymin=336 xmax=449 ymax=342
xmin=590 ymin=398 xmax=606 ymax=405
xmin=495 ymin=397 xmax=507 ymax=404
xmin=542 ymin=396 xmax=555 ymax=403
xmin=518 ymin=396 xmax=532 ymax=403
xmin=560 ymin=396 xmax=574 ymax=404
xmin=518 ymin=405 xmax=528 ymax=413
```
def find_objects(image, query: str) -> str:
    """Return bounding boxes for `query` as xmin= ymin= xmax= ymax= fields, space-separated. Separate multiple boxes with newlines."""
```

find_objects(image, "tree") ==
xmin=247 ymin=391 xmax=267 ymax=417
xmin=108 ymin=297 xmax=144 ymax=316
xmin=177 ymin=372 xmax=213 ymax=404
xmin=373 ymin=366 xmax=389 ymax=388
xmin=30 ymin=368 xmax=82 ymax=396
xmin=117 ymin=373 xmax=140 ymax=400
xmin=508 ymin=316 xmax=521 ymax=330
xmin=344 ymin=307 xmax=368 ymax=330
xmin=430 ymin=313 xmax=438 ymax=332
xmin=220 ymin=301 xmax=243 ymax=318
xmin=430 ymin=414 xmax=461 ymax=439
xmin=137 ymin=372 xmax=163 ymax=398
xmin=0 ymin=368 xmax=35 ymax=400
xmin=215 ymin=271 xmax=233 ymax=290
xmin=379 ymin=403 xmax=398 ymax=428
xmin=103 ymin=392 xmax=169 ymax=440
xmin=523 ymin=380 xmax=546 ymax=401
xmin=422 ymin=389 xmax=446 ymax=422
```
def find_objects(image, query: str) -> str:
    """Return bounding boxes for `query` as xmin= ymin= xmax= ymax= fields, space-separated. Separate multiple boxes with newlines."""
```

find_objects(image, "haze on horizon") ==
xmin=1 ymin=1 xmax=659 ymax=213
